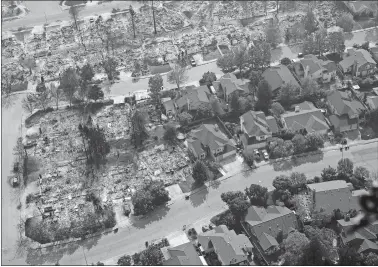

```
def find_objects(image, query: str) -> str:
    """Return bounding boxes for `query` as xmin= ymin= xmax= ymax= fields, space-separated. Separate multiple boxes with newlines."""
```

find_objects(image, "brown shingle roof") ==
xmin=339 ymin=48 xmax=376 ymax=70
xmin=282 ymin=108 xmax=329 ymax=133
xmin=163 ymin=242 xmax=203 ymax=266
xmin=240 ymin=111 xmax=272 ymax=137
xmin=198 ymin=225 xmax=253 ymax=265
xmin=262 ymin=65 xmax=300 ymax=92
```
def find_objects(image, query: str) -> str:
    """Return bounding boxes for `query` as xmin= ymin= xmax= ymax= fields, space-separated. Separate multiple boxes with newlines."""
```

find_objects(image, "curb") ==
xmin=350 ymin=26 xmax=378 ymax=34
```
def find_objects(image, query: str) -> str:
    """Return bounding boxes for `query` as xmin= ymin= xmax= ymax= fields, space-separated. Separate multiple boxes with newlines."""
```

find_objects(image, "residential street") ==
xmin=107 ymin=61 xmax=223 ymax=96
xmin=4 ymin=140 xmax=377 ymax=265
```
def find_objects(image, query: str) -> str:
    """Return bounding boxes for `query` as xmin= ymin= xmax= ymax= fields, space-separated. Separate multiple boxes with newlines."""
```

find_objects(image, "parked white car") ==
xmin=262 ymin=149 xmax=269 ymax=161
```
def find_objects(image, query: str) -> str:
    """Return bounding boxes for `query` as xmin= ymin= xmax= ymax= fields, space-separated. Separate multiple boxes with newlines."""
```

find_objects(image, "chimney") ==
xmin=214 ymin=124 xmax=219 ymax=131
xmin=295 ymin=106 xmax=300 ymax=112
xmin=304 ymin=65 xmax=310 ymax=77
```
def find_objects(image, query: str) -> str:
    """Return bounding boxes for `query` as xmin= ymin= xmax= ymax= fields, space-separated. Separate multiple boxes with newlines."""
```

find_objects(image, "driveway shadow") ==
xmin=129 ymin=205 xmax=170 ymax=229
xmin=272 ymin=151 xmax=324 ymax=172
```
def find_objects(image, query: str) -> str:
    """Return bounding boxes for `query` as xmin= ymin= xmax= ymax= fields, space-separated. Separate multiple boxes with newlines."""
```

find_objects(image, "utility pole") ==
xmin=152 ymin=0 xmax=157 ymax=35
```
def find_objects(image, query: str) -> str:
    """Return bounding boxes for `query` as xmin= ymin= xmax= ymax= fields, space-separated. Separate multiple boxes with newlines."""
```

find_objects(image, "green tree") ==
xmin=248 ymin=70 xmax=261 ymax=102
xmin=303 ymin=9 xmax=317 ymax=34
xmin=280 ymin=57 xmax=292 ymax=66
xmin=80 ymin=63 xmax=95 ymax=84
xmin=282 ymin=230 xmax=310 ymax=265
xmin=289 ymin=172 xmax=307 ymax=193
xmin=216 ymin=53 xmax=235 ymax=73
xmin=163 ymin=124 xmax=177 ymax=146
xmin=221 ymin=191 xmax=246 ymax=205
xmin=363 ymin=252 xmax=378 ymax=266
xmin=336 ymin=13 xmax=354 ymax=33
xmin=78 ymin=124 xmax=110 ymax=168
xmin=278 ymin=82 xmax=301 ymax=108
xmin=199 ymin=71 xmax=217 ymax=86
xmin=292 ymin=134 xmax=307 ymax=154
xmin=148 ymin=74 xmax=163 ymax=106
xmin=327 ymin=30 xmax=346 ymax=54
xmin=273 ymin=175 xmax=292 ymax=191
xmin=87 ymin=85 xmax=104 ymax=102
xmin=167 ymin=64 xmax=188 ymax=91
xmin=140 ymin=244 xmax=164 ymax=266
xmin=321 ymin=166 xmax=337 ymax=182
xmin=270 ymin=102 xmax=285 ymax=117
xmin=228 ymin=195 xmax=250 ymax=220
xmin=230 ymin=93 xmax=241 ymax=113
xmin=242 ymin=150 xmax=255 ymax=166
xmin=192 ymin=160 xmax=209 ymax=185
xmin=232 ymin=45 xmax=248 ymax=74
xmin=132 ymin=180 xmax=169 ymax=216
xmin=102 ymin=57 xmax=119 ymax=81
xmin=305 ymin=133 xmax=324 ymax=151
xmin=338 ymin=246 xmax=363 ymax=266
xmin=337 ymin=158 xmax=354 ymax=178
xmin=60 ymin=67 xmax=80 ymax=107
xmin=177 ymin=112 xmax=193 ymax=126
xmin=314 ymin=28 xmax=328 ymax=56
xmin=255 ymin=80 xmax=273 ymax=113
xmin=245 ymin=184 xmax=268 ymax=206
xmin=265 ymin=20 xmax=281 ymax=48
xmin=130 ymin=110 xmax=149 ymax=148
xmin=353 ymin=166 xmax=369 ymax=189
xmin=22 ymin=93 xmax=38 ymax=114
xmin=211 ymin=98 xmax=224 ymax=116
xmin=301 ymin=77 xmax=319 ymax=97
xmin=49 ymin=82 xmax=63 ymax=110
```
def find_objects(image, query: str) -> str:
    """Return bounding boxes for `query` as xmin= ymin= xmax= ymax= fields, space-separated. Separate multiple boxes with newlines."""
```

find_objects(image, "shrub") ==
xmin=26 ymin=193 xmax=36 ymax=204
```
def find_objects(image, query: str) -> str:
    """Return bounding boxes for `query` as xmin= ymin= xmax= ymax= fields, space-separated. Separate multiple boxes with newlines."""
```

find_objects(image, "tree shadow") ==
xmin=79 ymin=234 xmax=102 ymax=251
xmin=129 ymin=205 xmax=170 ymax=229
xmin=25 ymin=241 xmax=81 ymax=265
xmin=272 ymin=151 xmax=324 ymax=172
xmin=210 ymin=179 xmax=221 ymax=189
xmin=189 ymin=185 xmax=209 ymax=208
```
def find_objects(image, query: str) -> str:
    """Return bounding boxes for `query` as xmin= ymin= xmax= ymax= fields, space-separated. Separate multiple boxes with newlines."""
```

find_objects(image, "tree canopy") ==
xmin=255 ymin=80 xmax=273 ymax=113
xmin=167 ymin=64 xmax=188 ymax=90
xmin=148 ymin=74 xmax=163 ymax=106
xmin=281 ymin=229 xmax=310 ymax=265
xmin=199 ymin=71 xmax=217 ymax=86
xmin=163 ymin=124 xmax=177 ymax=146
xmin=336 ymin=13 xmax=354 ymax=33
xmin=60 ymin=67 xmax=80 ymax=106
xmin=245 ymin=184 xmax=268 ymax=206
xmin=321 ymin=166 xmax=337 ymax=182
xmin=192 ymin=160 xmax=209 ymax=185
xmin=130 ymin=110 xmax=149 ymax=148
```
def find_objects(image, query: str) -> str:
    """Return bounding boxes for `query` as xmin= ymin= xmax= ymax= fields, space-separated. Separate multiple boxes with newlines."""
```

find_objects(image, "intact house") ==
xmin=281 ymin=101 xmax=329 ymax=135
xmin=242 ymin=205 xmax=297 ymax=255
xmin=306 ymin=180 xmax=365 ymax=215
xmin=262 ymin=65 xmax=300 ymax=96
xmin=212 ymin=73 xmax=249 ymax=102
xmin=337 ymin=217 xmax=378 ymax=254
xmin=162 ymin=97 xmax=176 ymax=118
xmin=370 ymin=46 xmax=378 ymax=63
xmin=293 ymin=54 xmax=338 ymax=83
xmin=162 ymin=242 xmax=206 ymax=266
xmin=175 ymin=85 xmax=211 ymax=114
xmin=185 ymin=124 xmax=237 ymax=161
xmin=366 ymin=95 xmax=378 ymax=110
xmin=197 ymin=225 xmax=254 ymax=266
xmin=327 ymin=90 xmax=366 ymax=133
xmin=239 ymin=110 xmax=279 ymax=149
xmin=338 ymin=48 xmax=377 ymax=77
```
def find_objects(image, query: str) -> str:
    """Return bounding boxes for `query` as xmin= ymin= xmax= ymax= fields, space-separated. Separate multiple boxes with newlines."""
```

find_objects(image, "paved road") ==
xmin=107 ymin=61 xmax=223 ymax=96
xmin=1 ymin=95 xmax=24 ymax=264
xmin=6 ymin=141 xmax=377 ymax=265
xmin=2 ymin=1 xmax=139 ymax=31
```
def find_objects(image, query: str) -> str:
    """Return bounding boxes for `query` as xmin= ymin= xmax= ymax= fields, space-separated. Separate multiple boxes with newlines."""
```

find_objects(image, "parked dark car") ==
xmin=298 ymin=53 xmax=304 ymax=58
xmin=190 ymin=58 xmax=196 ymax=67
xmin=13 ymin=162 xmax=19 ymax=173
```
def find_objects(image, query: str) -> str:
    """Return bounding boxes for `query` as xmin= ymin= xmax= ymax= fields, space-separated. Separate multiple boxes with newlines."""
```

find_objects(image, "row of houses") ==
xmin=163 ymin=180 xmax=378 ymax=265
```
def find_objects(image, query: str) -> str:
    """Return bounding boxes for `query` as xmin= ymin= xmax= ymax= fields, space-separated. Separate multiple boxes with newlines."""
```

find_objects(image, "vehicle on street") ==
xmin=12 ymin=176 xmax=19 ymax=187
xmin=209 ymin=223 xmax=215 ymax=230
xmin=298 ymin=53 xmax=304 ymax=58
xmin=13 ymin=162 xmax=19 ymax=173
xmin=190 ymin=58 xmax=196 ymax=67
xmin=253 ymin=149 xmax=260 ymax=159
xmin=262 ymin=149 xmax=269 ymax=161
xmin=202 ymin=225 xmax=210 ymax=232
